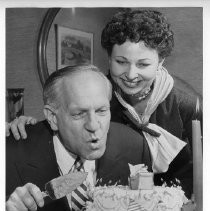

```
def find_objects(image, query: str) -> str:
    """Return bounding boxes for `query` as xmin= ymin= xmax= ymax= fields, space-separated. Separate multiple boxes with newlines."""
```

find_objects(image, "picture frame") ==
xmin=56 ymin=25 xmax=93 ymax=69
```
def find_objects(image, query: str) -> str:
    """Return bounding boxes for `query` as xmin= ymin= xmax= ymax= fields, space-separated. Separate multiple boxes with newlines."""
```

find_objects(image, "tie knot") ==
xmin=73 ymin=157 xmax=84 ymax=172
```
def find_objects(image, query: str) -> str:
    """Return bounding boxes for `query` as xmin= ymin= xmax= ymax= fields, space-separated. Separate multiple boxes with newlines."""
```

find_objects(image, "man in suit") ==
xmin=6 ymin=64 xmax=151 ymax=211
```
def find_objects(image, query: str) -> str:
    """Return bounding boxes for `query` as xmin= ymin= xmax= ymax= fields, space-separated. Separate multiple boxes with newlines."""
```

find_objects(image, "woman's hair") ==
xmin=43 ymin=64 xmax=112 ymax=110
xmin=101 ymin=9 xmax=174 ymax=59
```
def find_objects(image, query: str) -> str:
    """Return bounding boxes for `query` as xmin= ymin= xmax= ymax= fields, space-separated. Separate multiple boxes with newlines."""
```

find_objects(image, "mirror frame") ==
xmin=37 ymin=8 xmax=61 ymax=86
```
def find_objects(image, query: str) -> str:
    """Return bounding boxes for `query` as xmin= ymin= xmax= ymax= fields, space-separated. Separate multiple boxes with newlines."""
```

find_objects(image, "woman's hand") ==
xmin=6 ymin=183 xmax=44 ymax=211
xmin=6 ymin=116 xmax=37 ymax=140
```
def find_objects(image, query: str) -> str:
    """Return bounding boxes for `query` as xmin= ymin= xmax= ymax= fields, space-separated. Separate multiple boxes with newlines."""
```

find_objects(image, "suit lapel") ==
xmin=15 ymin=136 xmax=60 ymax=190
xmin=15 ymin=136 xmax=71 ymax=211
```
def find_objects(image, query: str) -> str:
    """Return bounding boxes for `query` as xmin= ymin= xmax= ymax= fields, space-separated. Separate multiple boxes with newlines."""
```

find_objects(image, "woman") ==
xmin=8 ymin=9 xmax=202 ymax=198
xmin=101 ymin=9 xmax=203 ymax=199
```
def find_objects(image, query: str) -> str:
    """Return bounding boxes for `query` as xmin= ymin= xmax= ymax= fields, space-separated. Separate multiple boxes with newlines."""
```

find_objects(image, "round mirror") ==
xmin=37 ymin=8 xmax=60 ymax=86
xmin=37 ymin=8 xmax=119 ymax=87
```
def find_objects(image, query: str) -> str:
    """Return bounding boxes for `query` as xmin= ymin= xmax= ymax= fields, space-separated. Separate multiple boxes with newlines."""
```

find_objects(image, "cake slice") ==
xmin=42 ymin=171 xmax=88 ymax=199
xmin=128 ymin=163 xmax=154 ymax=190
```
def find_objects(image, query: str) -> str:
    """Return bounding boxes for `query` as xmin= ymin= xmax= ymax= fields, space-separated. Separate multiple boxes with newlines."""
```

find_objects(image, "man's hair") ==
xmin=101 ymin=9 xmax=174 ymax=59
xmin=43 ymin=64 xmax=112 ymax=110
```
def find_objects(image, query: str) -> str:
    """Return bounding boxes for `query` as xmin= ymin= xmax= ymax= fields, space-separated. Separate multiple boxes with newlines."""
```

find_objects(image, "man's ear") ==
xmin=43 ymin=105 xmax=58 ymax=131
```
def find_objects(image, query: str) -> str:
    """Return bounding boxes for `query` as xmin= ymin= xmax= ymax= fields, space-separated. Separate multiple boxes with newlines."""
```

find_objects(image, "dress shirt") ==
xmin=53 ymin=135 xmax=96 ymax=207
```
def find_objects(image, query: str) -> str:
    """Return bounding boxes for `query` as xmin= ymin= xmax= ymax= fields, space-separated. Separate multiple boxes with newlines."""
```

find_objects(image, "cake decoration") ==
xmin=129 ymin=163 xmax=154 ymax=190
xmin=84 ymin=163 xmax=188 ymax=211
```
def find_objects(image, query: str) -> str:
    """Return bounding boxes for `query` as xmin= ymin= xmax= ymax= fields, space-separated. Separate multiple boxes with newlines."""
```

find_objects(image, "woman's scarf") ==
xmin=114 ymin=67 xmax=186 ymax=173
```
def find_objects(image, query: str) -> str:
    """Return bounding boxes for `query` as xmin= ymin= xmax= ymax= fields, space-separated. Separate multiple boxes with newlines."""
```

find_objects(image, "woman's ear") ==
xmin=43 ymin=105 xmax=58 ymax=131
xmin=158 ymin=58 xmax=165 ymax=69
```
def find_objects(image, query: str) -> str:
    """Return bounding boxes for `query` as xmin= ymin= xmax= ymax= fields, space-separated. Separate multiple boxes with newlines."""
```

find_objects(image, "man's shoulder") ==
xmin=103 ymin=122 xmax=149 ymax=166
xmin=108 ymin=122 xmax=143 ymax=144
xmin=109 ymin=121 xmax=139 ymax=134
xmin=6 ymin=120 xmax=53 ymax=162
xmin=25 ymin=120 xmax=53 ymax=136
xmin=6 ymin=120 xmax=53 ymax=147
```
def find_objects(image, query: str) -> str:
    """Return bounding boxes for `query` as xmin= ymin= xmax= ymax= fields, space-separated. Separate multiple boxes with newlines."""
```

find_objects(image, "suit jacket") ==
xmin=6 ymin=121 xmax=151 ymax=211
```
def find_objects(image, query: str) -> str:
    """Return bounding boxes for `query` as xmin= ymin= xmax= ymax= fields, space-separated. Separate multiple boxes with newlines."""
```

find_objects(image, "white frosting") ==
xmin=85 ymin=164 xmax=188 ymax=210
xmin=86 ymin=185 xmax=188 ymax=211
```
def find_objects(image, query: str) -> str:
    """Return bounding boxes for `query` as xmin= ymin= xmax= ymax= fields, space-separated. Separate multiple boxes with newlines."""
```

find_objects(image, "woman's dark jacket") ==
xmin=110 ymin=75 xmax=202 ymax=199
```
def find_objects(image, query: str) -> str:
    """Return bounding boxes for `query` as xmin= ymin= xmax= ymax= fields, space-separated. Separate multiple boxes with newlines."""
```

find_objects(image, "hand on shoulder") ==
xmin=6 ymin=116 xmax=38 ymax=140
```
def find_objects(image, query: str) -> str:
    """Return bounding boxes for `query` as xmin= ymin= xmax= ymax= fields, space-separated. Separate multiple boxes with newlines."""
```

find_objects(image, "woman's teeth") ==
xmin=123 ymin=80 xmax=140 ymax=88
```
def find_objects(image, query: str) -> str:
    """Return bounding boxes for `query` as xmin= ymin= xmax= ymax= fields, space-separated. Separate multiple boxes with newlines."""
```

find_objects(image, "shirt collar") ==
xmin=53 ymin=135 xmax=95 ymax=177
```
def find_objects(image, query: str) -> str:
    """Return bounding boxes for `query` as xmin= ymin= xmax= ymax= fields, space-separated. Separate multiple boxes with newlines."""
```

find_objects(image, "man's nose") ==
xmin=85 ymin=113 xmax=100 ymax=133
xmin=126 ymin=64 xmax=139 ymax=80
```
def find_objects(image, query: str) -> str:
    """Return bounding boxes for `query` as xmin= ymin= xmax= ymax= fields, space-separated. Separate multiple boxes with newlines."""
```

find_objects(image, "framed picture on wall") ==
xmin=56 ymin=25 xmax=93 ymax=69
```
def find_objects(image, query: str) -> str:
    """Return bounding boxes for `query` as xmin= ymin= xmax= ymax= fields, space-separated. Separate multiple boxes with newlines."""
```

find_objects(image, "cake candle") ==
xmin=192 ymin=98 xmax=202 ymax=211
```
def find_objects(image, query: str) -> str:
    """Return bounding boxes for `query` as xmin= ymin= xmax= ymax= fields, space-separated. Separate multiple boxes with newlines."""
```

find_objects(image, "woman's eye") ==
xmin=116 ymin=60 xmax=128 ymax=65
xmin=137 ymin=63 xmax=150 ymax=68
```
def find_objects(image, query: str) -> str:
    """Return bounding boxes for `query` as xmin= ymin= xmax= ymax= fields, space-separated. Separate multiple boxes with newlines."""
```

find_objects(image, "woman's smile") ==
xmin=121 ymin=78 xmax=142 ymax=88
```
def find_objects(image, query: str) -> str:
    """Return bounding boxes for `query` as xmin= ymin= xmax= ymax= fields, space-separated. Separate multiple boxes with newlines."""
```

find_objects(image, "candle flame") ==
xmin=196 ymin=98 xmax=200 ymax=114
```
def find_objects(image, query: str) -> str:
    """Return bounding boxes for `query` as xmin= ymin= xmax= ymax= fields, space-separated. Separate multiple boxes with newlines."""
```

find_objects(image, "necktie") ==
xmin=71 ymin=157 xmax=88 ymax=211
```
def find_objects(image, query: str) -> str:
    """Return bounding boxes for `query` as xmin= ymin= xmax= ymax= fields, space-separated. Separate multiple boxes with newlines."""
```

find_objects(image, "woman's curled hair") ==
xmin=101 ymin=9 xmax=174 ymax=58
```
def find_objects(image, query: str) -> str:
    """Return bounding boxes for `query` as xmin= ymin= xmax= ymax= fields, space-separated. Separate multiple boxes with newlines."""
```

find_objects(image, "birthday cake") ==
xmin=85 ymin=164 xmax=188 ymax=211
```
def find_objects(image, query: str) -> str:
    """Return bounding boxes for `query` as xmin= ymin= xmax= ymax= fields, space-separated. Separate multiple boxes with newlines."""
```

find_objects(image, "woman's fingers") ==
xmin=8 ymin=116 xmax=38 ymax=140
xmin=26 ymin=116 xmax=37 ymax=125
xmin=6 ymin=122 xmax=11 ymax=137
xmin=10 ymin=118 xmax=21 ymax=140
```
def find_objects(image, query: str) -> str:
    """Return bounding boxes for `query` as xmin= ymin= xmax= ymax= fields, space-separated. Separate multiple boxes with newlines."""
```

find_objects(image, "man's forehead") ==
xmin=64 ymin=70 xmax=105 ymax=89
xmin=60 ymin=70 xmax=108 ymax=103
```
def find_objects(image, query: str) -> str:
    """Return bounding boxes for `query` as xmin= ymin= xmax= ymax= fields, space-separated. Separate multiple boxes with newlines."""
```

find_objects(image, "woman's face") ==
xmin=110 ymin=40 xmax=163 ymax=95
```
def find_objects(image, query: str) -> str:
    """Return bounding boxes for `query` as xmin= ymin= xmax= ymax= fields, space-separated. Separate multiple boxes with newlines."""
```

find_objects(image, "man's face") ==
xmin=54 ymin=71 xmax=111 ymax=160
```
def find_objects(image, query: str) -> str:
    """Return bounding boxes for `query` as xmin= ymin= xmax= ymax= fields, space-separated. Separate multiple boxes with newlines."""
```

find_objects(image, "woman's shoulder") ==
xmin=164 ymin=74 xmax=201 ymax=108
xmin=172 ymin=75 xmax=201 ymax=102
xmin=162 ymin=76 xmax=202 ymax=121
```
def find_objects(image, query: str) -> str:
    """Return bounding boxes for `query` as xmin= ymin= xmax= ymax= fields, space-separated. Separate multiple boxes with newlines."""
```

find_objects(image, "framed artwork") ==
xmin=6 ymin=88 xmax=24 ymax=122
xmin=56 ymin=25 xmax=93 ymax=69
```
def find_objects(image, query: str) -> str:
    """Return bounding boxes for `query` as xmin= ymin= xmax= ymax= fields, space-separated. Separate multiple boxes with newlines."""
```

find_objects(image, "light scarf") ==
xmin=114 ymin=67 xmax=186 ymax=173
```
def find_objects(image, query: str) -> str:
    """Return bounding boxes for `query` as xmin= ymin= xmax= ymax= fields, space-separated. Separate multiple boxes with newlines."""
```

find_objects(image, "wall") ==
xmin=6 ymin=7 xmax=203 ymax=120
xmin=6 ymin=8 xmax=48 ymax=120
xmin=159 ymin=7 xmax=203 ymax=95
xmin=46 ymin=8 xmax=119 ymax=76
xmin=6 ymin=8 xmax=118 ymax=120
